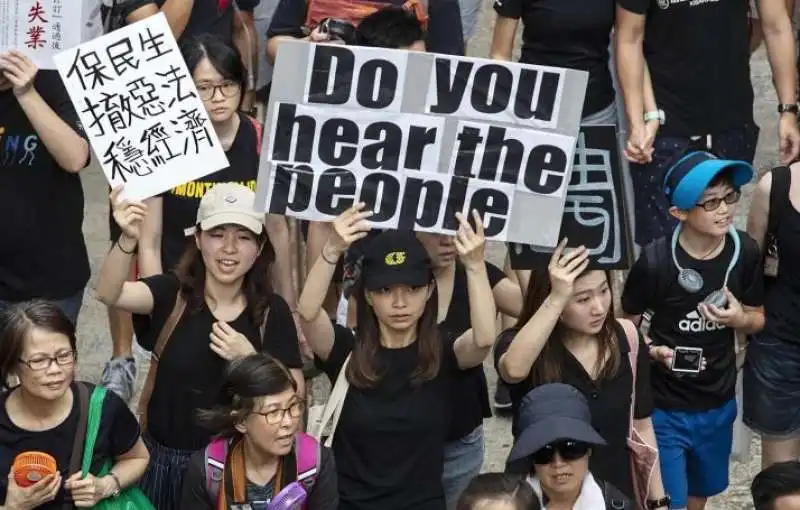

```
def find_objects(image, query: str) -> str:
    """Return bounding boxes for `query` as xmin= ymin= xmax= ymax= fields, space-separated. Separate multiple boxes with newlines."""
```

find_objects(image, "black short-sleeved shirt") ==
xmin=266 ymin=0 xmax=465 ymax=56
xmin=616 ymin=0 xmax=752 ymax=136
xmin=0 ymin=383 xmax=140 ymax=509
xmin=493 ymin=323 xmax=653 ymax=500
xmin=622 ymin=230 xmax=763 ymax=411
xmin=493 ymin=0 xmax=615 ymax=116
xmin=318 ymin=325 xmax=458 ymax=510
xmin=101 ymin=0 xmax=157 ymax=32
xmin=134 ymin=273 xmax=302 ymax=450
xmin=0 ymin=73 xmax=90 ymax=302
xmin=154 ymin=0 xmax=259 ymax=44
xmin=180 ymin=440 xmax=339 ymax=509
xmin=441 ymin=261 xmax=505 ymax=440
xmin=161 ymin=114 xmax=261 ymax=271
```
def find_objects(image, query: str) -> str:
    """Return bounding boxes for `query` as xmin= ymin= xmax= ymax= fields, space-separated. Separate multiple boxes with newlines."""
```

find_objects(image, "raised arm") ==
xmin=498 ymin=241 xmax=589 ymax=383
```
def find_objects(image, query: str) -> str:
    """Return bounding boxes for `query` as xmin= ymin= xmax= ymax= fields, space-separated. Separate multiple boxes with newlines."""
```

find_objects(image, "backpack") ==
xmin=600 ymin=480 xmax=633 ymax=510
xmin=304 ymin=0 xmax=429 ymax=32
xmin=204 ymin=432 xmax=321 ymax=508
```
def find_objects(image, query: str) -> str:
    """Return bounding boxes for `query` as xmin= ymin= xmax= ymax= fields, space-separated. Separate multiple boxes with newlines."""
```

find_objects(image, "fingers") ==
xmin=549 ymin=238 xmax=569 ymax=268
xmin=561 ymin=246 xmax=590 ymax=274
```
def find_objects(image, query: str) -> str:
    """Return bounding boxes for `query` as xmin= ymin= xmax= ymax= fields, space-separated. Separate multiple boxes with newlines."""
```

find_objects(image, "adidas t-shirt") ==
xmin=621 ymin=230 xmax=763 ymax=411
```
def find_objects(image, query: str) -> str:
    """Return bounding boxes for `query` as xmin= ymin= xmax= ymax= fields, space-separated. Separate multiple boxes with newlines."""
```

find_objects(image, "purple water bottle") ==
xmin=267 ymin=481 xmax=307 ymax=510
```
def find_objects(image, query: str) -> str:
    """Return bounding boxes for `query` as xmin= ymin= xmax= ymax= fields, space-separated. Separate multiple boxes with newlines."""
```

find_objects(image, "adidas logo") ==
xmin=678 ymin=310 xmax=725 ymax=333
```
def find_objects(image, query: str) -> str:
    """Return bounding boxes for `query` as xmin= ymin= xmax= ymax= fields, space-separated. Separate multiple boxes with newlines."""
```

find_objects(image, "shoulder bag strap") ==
xmin=247 ymin=116 xmax=263 ymax=155
xmin=768 ymin=165 xmax=791 ymax=235
xmin=67 ymin=382 xmax=90 ymax=476
xmin=80 ymin=387 xmax=108 ymax=476
xmin=137 ymin=294 xmax=187 ymax=431
xmin=617 ymin=319 xmax=639 ymax=438
xmin=311 ymin=354 xmax=352 ymax=448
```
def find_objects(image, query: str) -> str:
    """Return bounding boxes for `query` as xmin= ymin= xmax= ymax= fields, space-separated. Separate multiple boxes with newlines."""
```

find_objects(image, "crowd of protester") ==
xmin=2 ymin=0 xmax=800 ymax=509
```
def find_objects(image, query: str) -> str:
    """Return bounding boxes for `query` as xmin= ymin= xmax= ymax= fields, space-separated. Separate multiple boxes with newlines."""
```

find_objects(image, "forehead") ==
xmin=257 ymin=389 xmax=297 ymax=409
xmin=699 ymin=181 xmax=734 ymax=200
xmin=193 ymin=58 xmax=224 ymax=81
xmin=774 ymin=493 xmax=800 ymax=510
xmin=24 ymin=328 xmax=71 ymax=354
xmin=573 ymin=270 xmax=607 ymax=292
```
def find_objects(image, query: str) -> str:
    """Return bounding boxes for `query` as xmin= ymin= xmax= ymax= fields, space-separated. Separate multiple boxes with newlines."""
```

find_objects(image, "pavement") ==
xmin=69 ymin=1 xmax=782 ymax=508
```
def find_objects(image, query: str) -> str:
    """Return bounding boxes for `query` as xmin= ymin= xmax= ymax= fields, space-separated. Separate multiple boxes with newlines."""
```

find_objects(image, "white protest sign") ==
xmin=0 ymin=0 xmax=82 ymax=69
xmin=53 ymin=13 xmax=229 ymax=200
xmin=256 ymin=42 xmax=588 ymax=247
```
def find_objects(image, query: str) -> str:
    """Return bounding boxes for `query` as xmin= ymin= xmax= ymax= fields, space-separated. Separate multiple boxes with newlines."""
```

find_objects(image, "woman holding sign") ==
xmin=96 ymin=183 xmax=303 ymax=510
xmin=494 ymin=242 xmax=668 ymax=508
xmin=297 ymin=205 xmax=497 ymax=510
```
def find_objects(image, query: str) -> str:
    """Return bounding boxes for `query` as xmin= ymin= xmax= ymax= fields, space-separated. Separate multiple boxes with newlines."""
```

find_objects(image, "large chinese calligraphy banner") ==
xmin=0 ymin=0 xmax=82 ymax=69
xmin=255 ymin=41 xmax=588 ymax=247
xmin=53 ymin=13 xmax=228 ymax=200
xmin=508 ymin=125 xmax=634 ymax=269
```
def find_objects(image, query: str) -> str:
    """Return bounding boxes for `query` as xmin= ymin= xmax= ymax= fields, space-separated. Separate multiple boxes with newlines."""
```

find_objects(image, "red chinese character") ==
xmin=25 ymin=26 xmax=46 ymax=49
xmin=27 ymin=1 xmax=48 ymax=23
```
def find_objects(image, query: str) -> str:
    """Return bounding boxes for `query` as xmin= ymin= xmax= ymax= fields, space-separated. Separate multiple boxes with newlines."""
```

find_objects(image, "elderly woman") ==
xmin=506 ymin=383 xmax=634 ymax=510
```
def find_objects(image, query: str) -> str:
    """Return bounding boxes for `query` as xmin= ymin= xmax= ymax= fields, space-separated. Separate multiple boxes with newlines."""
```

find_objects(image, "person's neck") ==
xmin=16 ymin=386 xmax=71 ymax=423
xmin=378 ymin=323 xmax=417 ymax=349
xmin=432 ymin=261 xmax=455 ymax=280
xmin=242 ymin=438 xmax=280 ymax=486
xmin=679 ymin=225 xmax=727 ymax=260
xmin=214 ymin=113 xmax=240 ymax=150
xmin=204 ymin=274 xmax=245 ymax=308
xmin=561 ymin=330 xmax=595 ymax=351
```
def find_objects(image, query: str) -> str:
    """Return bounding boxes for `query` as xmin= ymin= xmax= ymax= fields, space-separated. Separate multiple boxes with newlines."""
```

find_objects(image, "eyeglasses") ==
xmin=531 ymin=440 xmax=590 ymax=465
xmin=19 ymin=350 xmax=76 ymax=371
xmin=253 ymin=401 xmax=305 ymax=425
xmin=196 ymin=80 xmax=240 ymax=101
xmin=696 ymin=190 xmax=741 ymax=211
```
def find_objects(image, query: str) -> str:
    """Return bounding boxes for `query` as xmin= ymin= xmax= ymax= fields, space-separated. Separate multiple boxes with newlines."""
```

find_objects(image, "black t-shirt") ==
xmin=493 ymin=323 xmax=653 ymax=500
xmin=622 ymin=230 xmax=763 ymax=411
xmin=493 ymin=0 xmax=614 ymax=116
xmin=135 ymin=273 xmax=302 ymax=450
xmin=0 ymin=382 xmax=140 ymax=509
xmin=180 ymin=439 xmax=339 ymax=509
xmin=266 ymin=0 xmax=465 ymax=55
xmin=318 ymin=325 xmax=458 ymax=510
xmin=0 ymin=73 xmax=90 ymax=302
xmin=617 ymin=0 xmax=753 ymax=136
xmin=101 ymin=0 xmax=157 ymax=32
xmin=161 ymin=113 xmax=261 ymax=271
xmin=154 ymin=0 xmax=259 ymax=44
xmin=441 ymin=261 xmax=505 ymax=440
xmin=762 ymin=194 xmax=800 ymax=345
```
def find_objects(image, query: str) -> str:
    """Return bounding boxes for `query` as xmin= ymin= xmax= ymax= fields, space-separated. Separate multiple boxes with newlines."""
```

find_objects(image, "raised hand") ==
xmin=454 ymin=210 xmax=486 ymax=270
xmin=109 ymin=186 xmax=147 ymax=242
xmin=547 ymin=239 xmax=589 ymax=300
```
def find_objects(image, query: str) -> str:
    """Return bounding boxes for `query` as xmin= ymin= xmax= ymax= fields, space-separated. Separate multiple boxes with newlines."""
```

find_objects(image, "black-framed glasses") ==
xmin=19 ymin=350 xmax=76 ymax=371
xmin=253 ymin=400 xmax=305 ymax=425
xmin=531 ymin=440 xmax=590 ymax=465
xmin=696 ymin=190 xmax=741 ymax=211
xmin=196 ymin=80 xmax=240 ymax=101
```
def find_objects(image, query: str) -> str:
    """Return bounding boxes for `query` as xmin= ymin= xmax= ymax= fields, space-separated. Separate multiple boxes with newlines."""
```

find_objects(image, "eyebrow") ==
xmin=574 ymin=281 xmax=609 ymax=295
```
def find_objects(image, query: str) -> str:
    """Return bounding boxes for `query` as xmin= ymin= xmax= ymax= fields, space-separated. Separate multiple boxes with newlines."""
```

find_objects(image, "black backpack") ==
xmin=601 ymin=481 xmax=633 ymax=510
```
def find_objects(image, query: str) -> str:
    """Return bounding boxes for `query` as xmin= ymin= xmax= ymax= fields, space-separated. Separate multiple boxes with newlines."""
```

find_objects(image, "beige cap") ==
xmin=185 ymin=183 xmax=264 ymax=236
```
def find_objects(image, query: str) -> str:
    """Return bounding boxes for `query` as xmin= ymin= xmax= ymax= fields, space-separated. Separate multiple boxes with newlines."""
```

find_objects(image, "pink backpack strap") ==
xmin=618 ymin=319 xmax=640 ymax=438
xmin=204 ymin=438 xmax=229 ymax=503
xmin=247 ymin=115 xmax=263 ymax=155
xmin=294 ymin=432 xmax=320 ymax=492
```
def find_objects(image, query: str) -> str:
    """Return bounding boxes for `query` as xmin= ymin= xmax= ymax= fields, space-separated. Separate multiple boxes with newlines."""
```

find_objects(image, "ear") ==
xmin=668 ymin=206 xmax=688 ymax=222
xmin=364 ymin=291 xmax=374 ymax=308
xmin=195 ymin=232 xmax=202 ymax=250
xmin=234 ymin=416 xmax=248 ymax=435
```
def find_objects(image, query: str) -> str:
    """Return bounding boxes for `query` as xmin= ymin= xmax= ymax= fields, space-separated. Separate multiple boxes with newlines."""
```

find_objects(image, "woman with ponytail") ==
xmin=179 ymin=353 xmax=337 ymax=509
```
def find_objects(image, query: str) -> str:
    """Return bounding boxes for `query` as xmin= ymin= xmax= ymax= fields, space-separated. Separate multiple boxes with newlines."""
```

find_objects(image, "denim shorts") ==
xmin=652 ymin=399 xmax=736 ymax=508
xmin=459 ymin=0 xmax=482 ymax=41
xmin=743 ymin=334 xmax=800 ymax=439
xmin=442 ymin=426 xmax=485 ymax=510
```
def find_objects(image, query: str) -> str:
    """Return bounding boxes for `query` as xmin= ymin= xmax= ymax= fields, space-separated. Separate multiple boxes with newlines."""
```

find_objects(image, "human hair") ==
xmin=197 ymin=353 xmax=298 ymax=439
xmin=0 ymin=300 xmax=78 ymax=390
xmin=707 ymin=167 xmax=736 ymax=190
xmin=347 ymin=279 xmax=440 ymax=389
xmin=514 ymin=267 xmax=621 ymax=385
xmin=354 ymin=5 xmax=426 ymax=49
xmin=752 ymin=461 xmax=800 ymax=510
xmin=174 ymin=227 xmax=275 ymax=328
xmin=457 ymin=473 xmax=541 ymax=510
xmin=180 ymin=33 xmax=246 ymax=105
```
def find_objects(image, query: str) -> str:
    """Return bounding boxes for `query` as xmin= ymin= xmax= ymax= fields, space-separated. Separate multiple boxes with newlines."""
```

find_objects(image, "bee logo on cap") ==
xmin=385 ymin=251 xmax=406 ymax=266
xmin=224 ymin=194 xmax=237 ymax=204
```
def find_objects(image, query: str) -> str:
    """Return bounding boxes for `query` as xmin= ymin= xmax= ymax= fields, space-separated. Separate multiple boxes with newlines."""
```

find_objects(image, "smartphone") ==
xmin=671 ymin=346 xmax=703 ymax=374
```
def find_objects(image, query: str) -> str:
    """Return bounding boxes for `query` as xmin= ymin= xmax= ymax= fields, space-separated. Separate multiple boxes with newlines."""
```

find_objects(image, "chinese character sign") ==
xmin=0 ymin=0 xmax=82 ymax=69
xmin=53 ymin=13 xmax=229 ymax=200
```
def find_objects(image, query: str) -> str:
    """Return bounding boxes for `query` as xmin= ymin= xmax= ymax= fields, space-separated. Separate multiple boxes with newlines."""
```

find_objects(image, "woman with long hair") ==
xmin=297 ymin=204 xmax=497 ymax=510
xmin=180 ymin=353 xmax=337 ymax=509
xmin=96 ymin=183 xmax=303 ymax=510
xmin=494 ymin=240 xmax=667 ymax=507
xmin=0 ymin=300 xmax=148 ymax=509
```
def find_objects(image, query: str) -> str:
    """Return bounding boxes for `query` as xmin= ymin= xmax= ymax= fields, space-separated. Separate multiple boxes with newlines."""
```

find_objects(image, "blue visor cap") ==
xmin=663 ymin=151 xmax=753 ymax=210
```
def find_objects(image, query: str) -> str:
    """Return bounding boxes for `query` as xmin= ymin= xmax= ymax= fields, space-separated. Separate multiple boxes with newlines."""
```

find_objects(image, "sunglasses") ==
xmin=531 ymin=440 xmax=590 ymax=465
xmin=696 ymin=190 xmax=741 ymax=212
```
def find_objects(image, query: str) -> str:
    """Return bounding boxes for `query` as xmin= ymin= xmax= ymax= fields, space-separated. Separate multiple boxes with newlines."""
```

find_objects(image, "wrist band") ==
xmin=320 ymin=250 xmax=338 ymax=265
xmin=117 ymin=239 xmax=137 ymax=255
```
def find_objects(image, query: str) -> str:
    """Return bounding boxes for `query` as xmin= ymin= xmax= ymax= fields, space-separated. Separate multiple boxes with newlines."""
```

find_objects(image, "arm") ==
xmin=266 ymin=0 xmax=310 ymax=64
xmin=615 ymin=6 xmax=647 ymax=131
xmin=489 ymin=16 xmax=518 ymax=61
xmin=138 ymin=196 xmax=164 ymax=278
xmin=124 ymin=0 xmax=195 ymax=39
xmin=632 ymin=418 xmax=667 ymax=501
xmin=233 ymin=8 xmax=258 ymax=109
xmin=493 ymin=278 xmax=523 ymax=318
xmin=101 ymin=439 xmax=149 ymax=496
xmin=266 ymin=215 xmax=296 ymax=306
xmin=747 ymin=172 xmax=772 ymax=252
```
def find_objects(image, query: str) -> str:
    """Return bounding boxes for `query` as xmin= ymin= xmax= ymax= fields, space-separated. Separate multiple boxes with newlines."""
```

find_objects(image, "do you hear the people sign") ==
xmin=255 ymin=40 xmax=588 ymax=248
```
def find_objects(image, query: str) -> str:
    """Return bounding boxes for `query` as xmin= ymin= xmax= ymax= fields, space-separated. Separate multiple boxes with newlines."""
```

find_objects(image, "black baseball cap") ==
xmin=360 ymin=230 xmax=432 ymax=291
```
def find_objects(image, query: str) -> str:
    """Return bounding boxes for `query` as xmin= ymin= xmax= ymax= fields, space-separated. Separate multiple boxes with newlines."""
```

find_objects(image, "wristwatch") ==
xmin=778 ymin=103 xmax=799 ymax=115
xmin=644 ymin=109 xmax=665 ymax=125
xmin=647 ymin=496 xmax=671 ymax=509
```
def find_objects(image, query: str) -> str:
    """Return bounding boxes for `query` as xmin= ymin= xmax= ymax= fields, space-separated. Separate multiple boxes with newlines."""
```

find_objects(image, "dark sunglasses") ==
xmin=531 ymin=440 xmax=590 ymax=465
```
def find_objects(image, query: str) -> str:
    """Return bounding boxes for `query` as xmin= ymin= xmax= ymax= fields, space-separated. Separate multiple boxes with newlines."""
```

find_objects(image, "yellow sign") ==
xmin=385 ymin=251 xmax=406 ymax=266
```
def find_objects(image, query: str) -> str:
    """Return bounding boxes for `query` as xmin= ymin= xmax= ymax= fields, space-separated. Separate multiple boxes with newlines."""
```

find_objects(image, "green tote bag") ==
xmin=80 ymin=386 xmax=155 ymax=510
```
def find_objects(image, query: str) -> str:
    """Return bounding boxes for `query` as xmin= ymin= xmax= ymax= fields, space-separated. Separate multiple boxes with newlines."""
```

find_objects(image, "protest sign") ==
xmin=1 ymin=0 xmax=82 ymax=69
xmin=255 ymin=41 xmax=588 ymax=247
xmin=509 ymin=125 xmax=634 ymax=270
xmin=53 ymin=13 xmax=228 ymax=200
